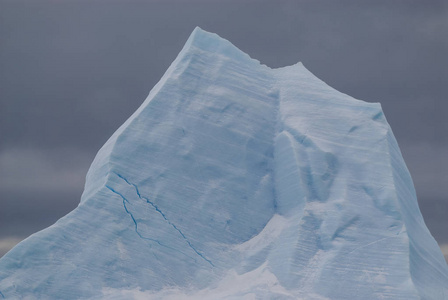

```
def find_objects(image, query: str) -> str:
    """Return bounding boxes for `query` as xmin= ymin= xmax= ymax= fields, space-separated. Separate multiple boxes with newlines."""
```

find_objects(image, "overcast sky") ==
xmin=0 ymin=0 xmax=447 ymax=260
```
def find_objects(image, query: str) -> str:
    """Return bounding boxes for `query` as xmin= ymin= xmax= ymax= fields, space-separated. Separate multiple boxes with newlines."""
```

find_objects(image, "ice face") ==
xmin=0 ymin=27 xmax=447 ymax=299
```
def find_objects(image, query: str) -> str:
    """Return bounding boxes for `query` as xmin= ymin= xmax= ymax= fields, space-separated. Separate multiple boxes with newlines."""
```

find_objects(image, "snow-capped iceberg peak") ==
xmin=0 ymin=27 xmax=447 ymax=299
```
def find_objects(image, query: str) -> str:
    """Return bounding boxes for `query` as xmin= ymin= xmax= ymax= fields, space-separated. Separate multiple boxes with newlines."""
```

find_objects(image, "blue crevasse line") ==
xmin=105 ymin=185 xmax=197 ymax=261
xmin=115 ymin=173 xmax=142 ymax=198
xmin=112 ymin=172 xmax=215 ymax=267
xmin=0 ymin=290 xmax=5 ymax=298
xmin=105 ymin=185 xmax=156 ymax=244
xmin=144 ymin=201 xmax=214 ymax=266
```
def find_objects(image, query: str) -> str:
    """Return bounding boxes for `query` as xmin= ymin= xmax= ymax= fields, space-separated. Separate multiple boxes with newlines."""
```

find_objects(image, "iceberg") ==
xmin=0 ymin=27 xmax=447 ymax=299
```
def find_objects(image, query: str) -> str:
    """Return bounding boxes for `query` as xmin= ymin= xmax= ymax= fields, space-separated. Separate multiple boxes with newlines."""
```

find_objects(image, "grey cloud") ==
xmin=401 ymin=143 xmax=448 ymax=200
xmin=0 ymin=147 xmax=91 ymax=192
xmin=0 ymin=147 xmax=88 ymax=242
xmin=0 ymin=188 xmax=80 ymax=238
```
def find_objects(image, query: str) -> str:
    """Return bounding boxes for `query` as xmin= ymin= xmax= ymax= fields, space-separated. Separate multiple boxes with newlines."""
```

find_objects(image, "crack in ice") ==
xmin=105 ymin=185 xmax=161 ymax=246
xmin=105 ymin=185 xmax=198 ymax=263
xmin=110 ymin=172 xmax=214 ymax=267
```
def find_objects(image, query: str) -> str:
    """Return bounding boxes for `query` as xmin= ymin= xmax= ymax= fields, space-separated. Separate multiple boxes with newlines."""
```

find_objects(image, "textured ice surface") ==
xmin=0 ymin=28 xmax=447 ymax=299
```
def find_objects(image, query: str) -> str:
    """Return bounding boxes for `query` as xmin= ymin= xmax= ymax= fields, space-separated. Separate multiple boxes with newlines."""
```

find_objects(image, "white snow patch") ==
xmin=101 ymin=263 xmax=296 ymax=300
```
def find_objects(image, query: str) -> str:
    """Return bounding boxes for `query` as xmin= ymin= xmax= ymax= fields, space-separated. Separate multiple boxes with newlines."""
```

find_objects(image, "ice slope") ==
xmin=0 ymin=27 xmax=447 ymax=299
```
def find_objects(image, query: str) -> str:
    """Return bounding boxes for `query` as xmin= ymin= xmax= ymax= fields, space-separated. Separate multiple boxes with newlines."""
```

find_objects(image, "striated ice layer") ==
xmin=0 ymin=28 xmax=447 ymax=299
